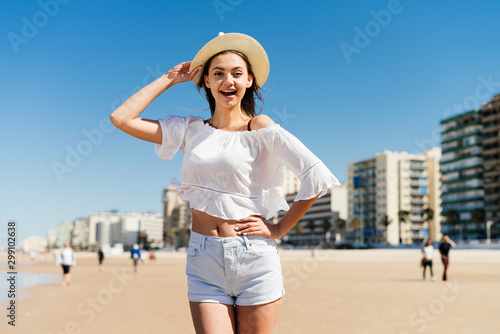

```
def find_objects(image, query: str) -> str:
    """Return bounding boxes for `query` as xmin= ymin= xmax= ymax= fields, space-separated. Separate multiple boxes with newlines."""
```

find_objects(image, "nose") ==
xmin=222 ymin=73 xmax=234 ymax=85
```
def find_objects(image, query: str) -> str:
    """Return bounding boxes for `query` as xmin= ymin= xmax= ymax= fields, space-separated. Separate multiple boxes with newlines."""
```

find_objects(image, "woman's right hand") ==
xmin=166 ymin=61 xmax=201 ymax=85
xmin=110 ymin=61 xmax=201 ymax=144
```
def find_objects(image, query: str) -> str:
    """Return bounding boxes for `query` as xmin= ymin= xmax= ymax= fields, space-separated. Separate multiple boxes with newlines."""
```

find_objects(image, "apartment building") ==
xmin=71 ymin=218 xmax=90 ymax=249
xmin=482 ymin=94 xmax=500 ymax=227
xmin=278 ymin=186 xmax=348 ymax=246
xmin=348 ymin=150 xmax=441 ymax=245
xmin=440 ymin=110 xmax=484 ymax=239
xmin=89 ymin=211 xmax=163 ymax=250
xmin=162 ymin=187 xmax=191 ymax=247
xmin=55 ymin=221 xmax=73 ymax=248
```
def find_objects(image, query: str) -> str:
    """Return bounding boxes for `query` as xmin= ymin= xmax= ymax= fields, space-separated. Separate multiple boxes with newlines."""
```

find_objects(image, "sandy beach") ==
xmin=1 ymin=249 xmax=499 ymax=334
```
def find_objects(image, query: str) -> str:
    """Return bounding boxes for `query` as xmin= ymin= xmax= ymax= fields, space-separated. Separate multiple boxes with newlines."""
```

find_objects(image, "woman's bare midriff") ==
xmin=191 ymin=209 xmax=240 ymax=237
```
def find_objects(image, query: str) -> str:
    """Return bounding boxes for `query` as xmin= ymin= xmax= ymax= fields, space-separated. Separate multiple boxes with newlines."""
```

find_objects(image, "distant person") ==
xmin=60 ymin=242 xmax=76 ymax=286
xmin=421 ymin=240 xmax=435 ymax=281
xmin=438 ymin=235 xmax=456 ymax=281
xmin=140 ymin=251 xmax=147 ymax=263
xmin=98 ymin=248 xmax=105 ymax=272
xmin=131 ymin=244 xmax=141 ymax=272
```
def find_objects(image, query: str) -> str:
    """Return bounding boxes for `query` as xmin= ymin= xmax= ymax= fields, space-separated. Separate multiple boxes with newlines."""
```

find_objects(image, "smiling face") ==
xmin=204 ymin=52 xmax=254 ymax=112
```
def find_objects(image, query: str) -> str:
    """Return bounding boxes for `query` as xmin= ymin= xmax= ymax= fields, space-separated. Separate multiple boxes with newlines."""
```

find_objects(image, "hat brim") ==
xmin=189 ymin=33 xmax=269 ymax=88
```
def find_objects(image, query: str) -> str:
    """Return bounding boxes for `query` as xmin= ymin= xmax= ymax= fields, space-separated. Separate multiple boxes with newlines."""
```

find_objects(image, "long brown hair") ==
xmin=197 ymin=50 xmax=263 ymax=117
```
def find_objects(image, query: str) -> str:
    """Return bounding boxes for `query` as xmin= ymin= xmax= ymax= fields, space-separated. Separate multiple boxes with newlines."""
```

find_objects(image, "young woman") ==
xmin=421 ymin=240 xmax=435 ymax=281
xmin=111 ymin=32 xmax=339 ymax=333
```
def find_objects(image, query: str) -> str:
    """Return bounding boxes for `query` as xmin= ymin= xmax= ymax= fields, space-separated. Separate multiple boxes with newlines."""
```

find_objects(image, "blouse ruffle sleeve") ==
xmin=155 ymin=115 xmax=190 ymax=161
xmin=263 ymin=125 xmax=340 ymax=201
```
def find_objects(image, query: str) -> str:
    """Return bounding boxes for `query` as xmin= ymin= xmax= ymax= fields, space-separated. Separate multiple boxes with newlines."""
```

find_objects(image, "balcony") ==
xmin=482 ymin=122 xmax=500 ymax=132
xmin=410 ymin=216 xmax=425 ymax=223
xmin=482 ymin=136 xmax=500 ymax=145
xmin=484 ymin=180 xmax=500 ymax=188
xmin=411 ymin=200 xmax=428 ymax=206
xmin=484 ymin=193 xmax=500 ymax=200
xmin=411 ymin=230 xmax=429 ymax=239
xmin=410 ymin=165 xmax=426 ymax=171
xmin=482 ymin=110 xmax=500 ymax=122
xmin=441 ymin=130 xmax=481 ymax=145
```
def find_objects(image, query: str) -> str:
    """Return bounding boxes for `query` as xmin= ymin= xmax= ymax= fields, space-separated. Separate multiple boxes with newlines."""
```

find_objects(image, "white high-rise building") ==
xmin=282 ymin=169 xmax=301 ymax=196
xmin=71 ymin=218 xmax=90 ymax=249
xmin=21 ymin=236 xmax=47 ymax=253
xmin=425 ymin=148 xmax=442 ymax=241
xmin=278 ymin=164 xmax=348 ymax=246
xmin=331 ymin=183 xmax=348 ymax=221
xmin=55 ymin=221 xmax=73 ymax=248
xmin=89 ymin=211 xmax=163 ymax=250
xmin=348 ymin=149 xmax=442 ymax=246
xmin=162 ymin=187 xmax=191 ymax=231
xmin=47 ymin=229 xmax=57 ymax=249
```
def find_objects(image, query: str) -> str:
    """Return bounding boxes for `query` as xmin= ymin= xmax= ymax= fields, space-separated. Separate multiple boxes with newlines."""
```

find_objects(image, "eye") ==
xmin=233 ymin=72 xmax=243 ymax=76
xmin=214 ymin=72 xmax=223 ymax=76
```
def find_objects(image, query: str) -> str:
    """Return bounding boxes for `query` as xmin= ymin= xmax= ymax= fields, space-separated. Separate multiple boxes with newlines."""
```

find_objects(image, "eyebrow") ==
xmin=211 ymin=66 xmax=245 ymax=71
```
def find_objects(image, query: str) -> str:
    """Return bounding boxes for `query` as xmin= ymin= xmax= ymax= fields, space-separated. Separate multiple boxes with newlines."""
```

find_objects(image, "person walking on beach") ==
xmin=438 ymin=235 xmax=456 ymax=281
xmin=131 ymin=244 xmax=141 ymax=273
xmin=97 ymin=247 xmax=104 ymax=272
xmin=60 ymin=242 xmax=76 ymax=286
xmin=111 ymin=32 xmax=339 ymax=333
xmin=421 ymin=240 xmax=435 ymax=281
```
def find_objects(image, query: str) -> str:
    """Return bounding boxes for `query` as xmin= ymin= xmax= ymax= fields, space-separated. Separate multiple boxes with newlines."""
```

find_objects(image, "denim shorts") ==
xmin=186 ymin=231 xmax=285 ymax=306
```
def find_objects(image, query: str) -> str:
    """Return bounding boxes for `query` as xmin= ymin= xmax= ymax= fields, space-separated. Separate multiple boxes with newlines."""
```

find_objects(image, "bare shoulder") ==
xmin=251 ymin=114 xmax=276 ymax=130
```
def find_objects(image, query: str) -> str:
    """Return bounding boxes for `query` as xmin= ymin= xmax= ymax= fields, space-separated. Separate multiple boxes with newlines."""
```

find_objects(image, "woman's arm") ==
xmin=235 ymin=195 xmax=319 ymax=239
xmin=273 ymin=195 xmax=319 ymax=238
xmin=110 ymin=62 xmax=200 ymax=144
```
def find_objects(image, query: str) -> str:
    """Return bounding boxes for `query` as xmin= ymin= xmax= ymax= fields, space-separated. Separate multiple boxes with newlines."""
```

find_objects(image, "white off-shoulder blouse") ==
xmin=155 ymin=115 xmax=340 ymax=221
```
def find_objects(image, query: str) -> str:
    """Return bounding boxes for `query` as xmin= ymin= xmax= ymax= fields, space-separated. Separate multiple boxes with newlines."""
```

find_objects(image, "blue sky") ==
xmin=1 ymin=0 xmax=500 ymax=244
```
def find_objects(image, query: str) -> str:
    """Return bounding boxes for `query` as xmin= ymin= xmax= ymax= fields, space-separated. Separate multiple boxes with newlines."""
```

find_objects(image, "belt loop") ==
xmin=201 ymin=236 xmax=206 ymax=251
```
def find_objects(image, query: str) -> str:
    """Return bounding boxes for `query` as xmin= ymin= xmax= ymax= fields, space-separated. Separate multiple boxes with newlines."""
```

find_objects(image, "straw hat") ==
xmin=189 ymin=32 xmax=269 ymax=88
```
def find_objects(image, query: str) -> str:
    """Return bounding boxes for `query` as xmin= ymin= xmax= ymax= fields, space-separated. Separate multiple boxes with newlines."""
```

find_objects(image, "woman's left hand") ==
xmin=234 ymin=216 xmax=281 ymax=239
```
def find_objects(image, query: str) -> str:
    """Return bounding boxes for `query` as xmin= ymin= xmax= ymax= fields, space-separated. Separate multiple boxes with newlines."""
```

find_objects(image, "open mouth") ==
xmin=220 ymin=90 xmax=237 ymax=97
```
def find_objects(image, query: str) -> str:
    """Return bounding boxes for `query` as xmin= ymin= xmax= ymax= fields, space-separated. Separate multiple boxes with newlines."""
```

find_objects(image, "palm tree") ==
xmin=471 ymin=209 xmax=485 ymax=224
xmin=138 ymin=231 xmax=148 ymax=250
xmin=444 ymin=210 xmax=461 ymax=239
xmin=306 ymin=219 xmax=316 ymax=232
xmin=471 ymin=209 xmax=485 ymax=237
xmin=321 ymin=218 xmax=332 ymax=233
xmin=398 ymin=210 xmax=410 ymax=244
xmin=423 ymin=207 xmax=434 ymax=223
xmin=306 ymin=220 xmax=316 ymax=246
xmin=350 ymin=217 xmax=361 ymax=232
xmin=336 ymin=218 xmax=346 ymax=230
xmin=321 ymin=218 xmax=332 ymax=243
xmin=380 ymin=215 xmax=391 ymax=237
xmin=293 ymin=222 xmax=304 ymax=247
xmin=294 ymin=222 xmax=304 ymax=234
xmin=423 ymin=207 xmax=434 ymax=239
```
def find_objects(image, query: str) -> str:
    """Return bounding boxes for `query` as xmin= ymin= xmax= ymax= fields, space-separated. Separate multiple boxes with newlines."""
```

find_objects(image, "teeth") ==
xmin=221 ymin=90 xmax=237 ymax=96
